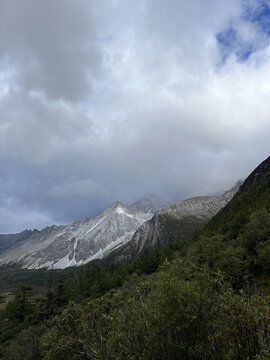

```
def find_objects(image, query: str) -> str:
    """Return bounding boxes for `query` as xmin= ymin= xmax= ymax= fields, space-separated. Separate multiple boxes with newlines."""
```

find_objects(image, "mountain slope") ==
xmin=0 ymin=179 xmax=242 ymax=270
xmin=203 ymin=156 xmax=270 ymax=239
xmin=1 ymin=160 xmax=270 ymax=360
xmin=106 ymin=183 xmax=240 ymax=262
xmin=0 ymin=200 xmax=165 ymax=269
xmin=0 ymin=230 xmax=38 ymax=254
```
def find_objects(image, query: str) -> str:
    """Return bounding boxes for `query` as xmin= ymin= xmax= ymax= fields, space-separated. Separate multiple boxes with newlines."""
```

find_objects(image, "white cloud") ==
xmin=0 ymin=0 xmax=270 ymax=231
xmin=0 ymin=0 xmax=101 ymax=101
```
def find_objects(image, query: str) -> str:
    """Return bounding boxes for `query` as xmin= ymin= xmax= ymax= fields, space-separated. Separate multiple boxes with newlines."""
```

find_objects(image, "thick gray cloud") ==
xmin=0 ymin=0 xmax=270 ymax=232
xmin=0 ymin=0 xmax=101 ymax=100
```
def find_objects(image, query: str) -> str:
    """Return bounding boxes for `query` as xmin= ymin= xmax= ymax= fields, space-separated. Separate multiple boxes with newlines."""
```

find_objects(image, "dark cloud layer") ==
xmin=0 ymin=0 xmax=101 ymax=100
xmin=0 ymin=0 xmax=270 ymax=232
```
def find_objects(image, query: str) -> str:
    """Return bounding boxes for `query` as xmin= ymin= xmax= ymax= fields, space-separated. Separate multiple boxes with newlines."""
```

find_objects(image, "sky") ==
xmin=0 ymin=0 xmax=270 ymax=233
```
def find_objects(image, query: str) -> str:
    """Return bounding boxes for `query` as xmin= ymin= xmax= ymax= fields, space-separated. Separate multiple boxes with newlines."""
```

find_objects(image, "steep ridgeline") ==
xmin=108 ymin=183 xmax=241 ymax=262
xmin=0 ymin=199 xmax=165 ymax=269
xmin=203 ymin=156 xmax=270 ymax=238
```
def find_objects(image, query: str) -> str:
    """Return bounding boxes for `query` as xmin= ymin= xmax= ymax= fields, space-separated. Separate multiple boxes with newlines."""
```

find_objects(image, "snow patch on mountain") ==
xmin=0 ymin=199 xmax=165 ymax=269
xmin=107 ymin=182 xmax=241 ymax=262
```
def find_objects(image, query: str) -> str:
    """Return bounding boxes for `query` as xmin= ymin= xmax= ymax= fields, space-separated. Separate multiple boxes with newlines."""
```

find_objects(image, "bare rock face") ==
xmin=0 ymin=230 xmax=38 ymax=254
xmin=0 ymin=199 xmax=165 ymax=269
xmin=107 ymin=183 xmax=241 ymax=262
xmin=0 ymin=183 xmax=240 ymax=270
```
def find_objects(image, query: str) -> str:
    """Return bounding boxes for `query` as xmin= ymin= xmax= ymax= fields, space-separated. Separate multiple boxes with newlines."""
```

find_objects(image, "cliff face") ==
xmin=107 ymin=183 xmax=240 ymax=262
xmin=0 ymin=199 xmax=165 ymax=269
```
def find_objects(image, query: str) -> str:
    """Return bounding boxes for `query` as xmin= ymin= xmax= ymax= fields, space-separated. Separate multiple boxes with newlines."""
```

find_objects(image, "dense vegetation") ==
xmin=1 ymin=159 xmax=270 ymax=359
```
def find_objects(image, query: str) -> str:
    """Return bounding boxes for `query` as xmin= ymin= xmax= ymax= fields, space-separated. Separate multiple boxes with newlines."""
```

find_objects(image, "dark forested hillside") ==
xmin=1 ymin=157 xmax=270 ymax=359
xmin=203 ymin=155 xmax=270 ymax=239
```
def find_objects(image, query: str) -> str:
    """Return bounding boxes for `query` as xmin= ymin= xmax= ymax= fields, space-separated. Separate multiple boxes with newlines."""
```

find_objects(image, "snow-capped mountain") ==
xmin=107 ymin=182 xmax=241 ymax=262
xmin=0 ymin=184 xmax=240 ymax=270
xmin=0 ymin=199 xmax=165 ymax=269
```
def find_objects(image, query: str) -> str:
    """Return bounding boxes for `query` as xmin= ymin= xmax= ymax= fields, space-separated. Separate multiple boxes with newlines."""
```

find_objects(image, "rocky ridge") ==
xmin=0 ymin=183 xmax=240 ymax=270
xmin=0 ymin=199 xmax=164 ymax=269
xmin=108 ymin=182 xmax=241 ymax=262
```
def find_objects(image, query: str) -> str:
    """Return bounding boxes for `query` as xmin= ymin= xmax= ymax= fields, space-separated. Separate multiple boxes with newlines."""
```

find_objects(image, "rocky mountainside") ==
xmin=0 ymin=230 xmax=38 ymax=254
xmin=0 ymin=199 xmax=165 ymax=269
xmin=107 ymin=182 xmax=241 ymax=262
xmin=0 ymin=182 xmax=241 ymax=270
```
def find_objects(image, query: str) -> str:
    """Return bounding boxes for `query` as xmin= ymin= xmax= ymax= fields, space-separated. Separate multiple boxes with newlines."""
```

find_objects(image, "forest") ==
xmin=1 ymin=166 xmax=270 ymax=359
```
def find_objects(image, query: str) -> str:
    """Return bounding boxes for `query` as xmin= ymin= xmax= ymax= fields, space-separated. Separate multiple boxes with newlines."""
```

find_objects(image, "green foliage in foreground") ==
xmin=4 ymin=261 xmax=270 ymax=360
xmin=1 ymin=202 xmax=270 ymax=358
xmin=203 ymin=170 xmax=270 ymax=240
xmin=0 ymin=240 xmax=187 ymax=359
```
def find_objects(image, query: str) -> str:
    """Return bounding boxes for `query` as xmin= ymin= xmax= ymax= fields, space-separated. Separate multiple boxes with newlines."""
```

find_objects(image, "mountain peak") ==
xmin=110 ymin=201 xmax=124 ymax=210
xmin=130 ymin=197 xmax=166 ymax=213
xmin=0 ymin=198 xmax=157 ymax=269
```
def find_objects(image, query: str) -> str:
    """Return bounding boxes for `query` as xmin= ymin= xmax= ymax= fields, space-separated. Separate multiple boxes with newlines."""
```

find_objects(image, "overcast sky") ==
xmin=0 ymin=0 xmax=270 ymax=233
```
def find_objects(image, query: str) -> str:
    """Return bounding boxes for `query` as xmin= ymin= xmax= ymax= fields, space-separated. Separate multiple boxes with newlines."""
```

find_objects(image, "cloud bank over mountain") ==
xmin=0 ymin=0 xmax=270 ymax=232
